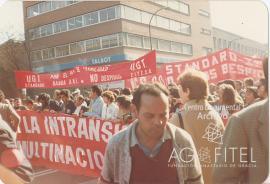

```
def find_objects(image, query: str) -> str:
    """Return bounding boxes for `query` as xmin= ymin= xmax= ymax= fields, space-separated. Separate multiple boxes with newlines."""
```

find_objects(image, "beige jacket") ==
xmin=213 ymin=99 xmax=269 ymax=184
xmin=170 ymin=99 xmax=225 ymax=184
xmin=99 ymin=121 xmax=204 ymax=184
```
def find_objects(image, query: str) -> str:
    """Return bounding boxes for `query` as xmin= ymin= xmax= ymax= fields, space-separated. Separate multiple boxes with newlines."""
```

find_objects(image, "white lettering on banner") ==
xmin=66 ymin=117 xmax=77 ymax=138
xmin=68 ymin=78 xmax=79 ymax=85
xmin=66 ymin=145 xmax=76 ymax=166
xmin=17 ymin=141 xmax=104 ymax=169
xmin=52 ymin=80 xmax=66 ymax=86
xmin=219 ymin=50 xmax=227 ymax=62
xmin=55 ymin=144 xmax=65 ymax=164
xmin=89 ymin=74 xmax=98 ymax=83
xmin=22 ymin=116 xmax=40 ymax=134
xmin=166 ymin=65 xmax=173 ymax=75
xmin=91 ymin=57 xmax=111 ymax=65
xmin=228 ymin=51 xmax=237 ymax=62
xmin=26 ymin=75 xmax=41 ymax=83
xmin=101 ymin=121 xmax=113 ymax=143
xmin=130 ymin=59 xmax=146 ymax=71
xmin=130 ymin=69 xmax=152 ymax=78
xmin=78 ymin=118 xmax=89 ymax=139
xmin=25 ymin=83 xmax=45 ymax=88
xmin=101 ymin=75 xmax=122 ymax=82
xmin=21 ymin=115 xmax=124 ymax=143
xmin=50 ymin=74 xmax=59 ymax=80
xmin=221 ymin=63 xmax=264 ymax=78
xmin=76 ymin=147 xmax=87 ymax=167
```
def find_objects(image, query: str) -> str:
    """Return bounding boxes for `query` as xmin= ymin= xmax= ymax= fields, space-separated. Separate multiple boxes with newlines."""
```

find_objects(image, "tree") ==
xmin=0 ymin=39 xmax=29 ymax=98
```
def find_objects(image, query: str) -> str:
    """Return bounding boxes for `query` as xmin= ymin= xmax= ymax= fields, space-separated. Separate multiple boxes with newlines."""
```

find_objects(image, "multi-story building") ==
xmin=23 ymin=1 xmax=213 ymax=73
xmin=212 ymin=27 xmax=268 ymax=57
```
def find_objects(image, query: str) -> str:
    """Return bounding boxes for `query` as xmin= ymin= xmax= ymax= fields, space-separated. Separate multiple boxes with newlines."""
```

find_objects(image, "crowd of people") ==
xmin=0 ymin=58 xmax=268 ymax=183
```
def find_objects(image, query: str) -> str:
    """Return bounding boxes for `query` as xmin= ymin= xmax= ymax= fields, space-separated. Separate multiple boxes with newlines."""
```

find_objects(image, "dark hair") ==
xmin=246 ymin=86 xmax=259 ymax=99
xmin=116 ymin=95 xmax=132 ymax=110
xmin=263 ymin=58 xmax=268 ymax=92
xmin=91 ymin=85 xmax=102 ymax=96
xmin=169 ymin=87 xmax=180 ymax=98
xmin=122 ymin=88 xmax=131 ymax=95
xmin=219 ymin=84 xmax=236 ymax=105
xmin=132 ymin=83 xmax=169 ymax=110
xmin=222 ymin=80 xmax=236 ymax=89
xmin=38 ymin=93 xmax=50 ymax=110
xmin=244 ymin=78 xmax=254 ymax=87
xmin=178 ymin=69 xmax=208 ymax=101
xmin=59 ymin=89 xmax=71 ymax=98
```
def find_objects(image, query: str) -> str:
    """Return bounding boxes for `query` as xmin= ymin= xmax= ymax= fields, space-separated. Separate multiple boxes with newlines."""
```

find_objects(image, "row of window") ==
xmin=28 ymin=5 xmax=191 ymax=40
xmin=213 ymin=37 xmax=265 ymax=57
xmin=27 ymin=1 xmax=79 ymax=18
xmin=31 ymin=32 xmax=193 ymax=62
xmin=198 ymin=9 xmax=210 ymax=17
xmin=200 ymin=28 xmax=211 ymax=35
xmin=150 ymin=0 xmax=189 ymax=15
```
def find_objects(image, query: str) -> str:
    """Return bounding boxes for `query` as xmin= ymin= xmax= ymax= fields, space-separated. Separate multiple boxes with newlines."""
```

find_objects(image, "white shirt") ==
xmin=101 ymin=102 xmax=119 ymax=120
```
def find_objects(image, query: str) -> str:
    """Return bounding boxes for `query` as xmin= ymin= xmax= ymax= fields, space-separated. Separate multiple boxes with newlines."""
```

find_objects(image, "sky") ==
xmin=0 ymin=0 xmax=268 ymax=44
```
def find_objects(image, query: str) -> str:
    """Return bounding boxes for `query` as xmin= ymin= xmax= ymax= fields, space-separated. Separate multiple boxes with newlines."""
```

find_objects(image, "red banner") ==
xmin=125 ymin=49 xmax=264 ymax=89
xmin=15 ymin=51 xmax=156 ymax=88
xmin=17 ymin=111 xmax=126 ymax=177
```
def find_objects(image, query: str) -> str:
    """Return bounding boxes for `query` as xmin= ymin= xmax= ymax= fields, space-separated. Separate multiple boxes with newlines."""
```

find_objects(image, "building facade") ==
xmin=23 ymin=1 xmax=213 ymax=73
xmin=212 ymin=27 xmax=268 ymax=57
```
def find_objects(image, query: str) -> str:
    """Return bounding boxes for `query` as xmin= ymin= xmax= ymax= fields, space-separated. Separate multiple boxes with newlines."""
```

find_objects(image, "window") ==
xmin=201 ymin=28 xmax=211 ymax=35
xmin=213 ymin=37 xmax=217 ymax=50
xmin=29 ymin=28 xmax=40 ymax=40
xmin=182 ymin=44 xmax=192 ymax=55
xmin=55 ymin=45 xmax=69 ymax=57
xmin=107 ymin=7 xmax=116 ymax=20
xmin=40 ymin=24 xmax=53 ymax=37
xmin=31 ymin=50 xmax=42 ymax=61
xmin=171 ymin=42 xmax=182 ymax=53
xmin=68 ymin=16 xmax=83 ymax=30
xmin=53 ymin=20 xmax=67 ymax=33
xmin=143 ymin=37 xmax=158 ymax=49
xmin=202 ymin=47 xmax=212 ymax=55
xmin=168 ymin=1 xmax=179 ymax=11
xmin=51 ymin=1 xmax=66 ymax=10
xmin=127 ymin=34 xmax=143 ymax=48
xmin=100 ymin=7 xmax=116 ymax=22
xmin=158 ymin=40 xmax=171 ymax=51
xmin=102 ymin=34 xmax=118 ymax=49
xmin=70 ymin=41 xmax=85 ymax=54
xmin=42 ymin=48 xmax=55 ymax=60
xmin=223 ymin=40 xmax=227 ymax=48
xmin=180 ymin=2 xmax=189 ymax=15
xmin=86 ymin=38 xmax=101 ymax=51
xmin=28 ymin=4 xmax=39 ymax=17
xmin=27 ymin=1 xmax=79 ymax=18
xmin=180 ymin=23 xmax=191 ymax=35
xmin=198 ymin=9 xmax=210 ymax=17
xmin=124 ymin=6 xmax=141 ymax=22
xmin=157 ymin=16 xmax=169 ymax=29
xmin=155 ymin=0 xmax=168 ymax=7
xmin=84 ymin=12 xmax=99 ymax=25
xmin=170 ymin=20 xmax=180 ymax=32
xmin=39 ymin=1 xmax=51 ymax=14
xmin=217 ymin=38 xmax=221 ymax=49
xmin=141 ymin=12 xmax=151 ymax=24
xmin=118 ymin=33 xmax=127 ymax=46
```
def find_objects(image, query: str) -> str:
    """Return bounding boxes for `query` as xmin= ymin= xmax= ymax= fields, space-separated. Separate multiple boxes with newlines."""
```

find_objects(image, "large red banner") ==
xmin=17 ymin=111 xmax=126 ymax=177
xmin=125 ymin=49 xmax=264 ymax=89
xmin=15 ymin=51 xmax=156 ymax=88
